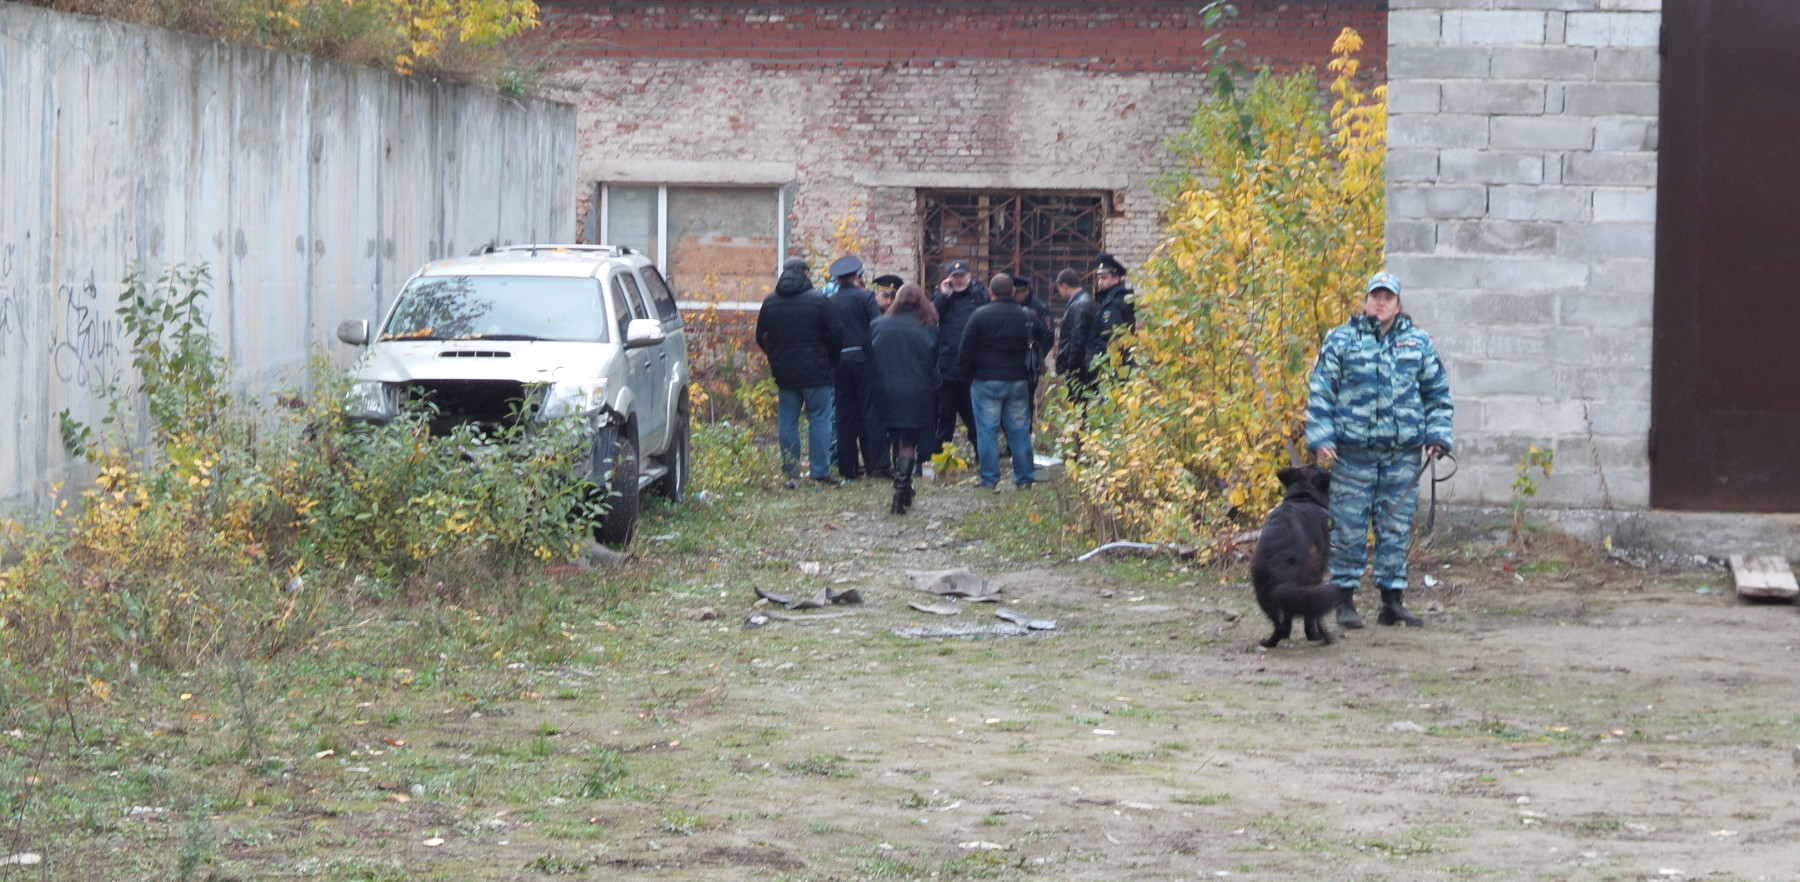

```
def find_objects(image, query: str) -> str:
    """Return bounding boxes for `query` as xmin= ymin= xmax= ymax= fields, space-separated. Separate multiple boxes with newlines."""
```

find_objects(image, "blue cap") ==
xmin=829 ymin=255 xmax=864 ymax=279
xmin=1366 ymin=271 xmax=1401 ymax=295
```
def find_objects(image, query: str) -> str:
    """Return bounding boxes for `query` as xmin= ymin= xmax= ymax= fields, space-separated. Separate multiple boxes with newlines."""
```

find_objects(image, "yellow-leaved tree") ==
xmin=1066 ymin=28 xmax=1386 ymax=549
xmin=389 ymin=0 xmax=541 ymax=75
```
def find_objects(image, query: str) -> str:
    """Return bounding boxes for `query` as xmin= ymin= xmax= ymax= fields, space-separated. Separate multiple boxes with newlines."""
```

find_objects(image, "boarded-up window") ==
xmin=601 ymin=184 xmax=781 ymax=304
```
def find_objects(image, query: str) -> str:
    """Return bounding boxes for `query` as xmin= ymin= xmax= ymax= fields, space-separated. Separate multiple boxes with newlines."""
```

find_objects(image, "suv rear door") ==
xmin=609 ymin=270 xmax=668 ymax=450
xmin=638 ymin=264 xmax=687 ymax=415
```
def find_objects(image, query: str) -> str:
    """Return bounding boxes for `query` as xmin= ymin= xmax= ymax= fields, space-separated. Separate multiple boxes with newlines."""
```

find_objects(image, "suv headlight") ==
xmin=540 ymin=380 xmax=607 ymax=419
xmin=345 ymin=380 xmax=399 ymax=422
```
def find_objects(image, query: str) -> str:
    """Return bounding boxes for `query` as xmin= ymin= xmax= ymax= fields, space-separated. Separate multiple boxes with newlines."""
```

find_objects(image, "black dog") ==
xmin=1251 ymin=465 xmax=1336 ymax=648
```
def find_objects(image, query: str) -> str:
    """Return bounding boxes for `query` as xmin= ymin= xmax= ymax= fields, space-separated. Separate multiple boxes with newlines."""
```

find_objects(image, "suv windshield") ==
xmin=381 ymin=276 xmax=610 ymax=342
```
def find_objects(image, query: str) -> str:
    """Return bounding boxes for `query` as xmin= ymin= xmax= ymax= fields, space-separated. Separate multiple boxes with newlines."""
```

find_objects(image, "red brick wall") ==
xmin=539 ymin=1 xmax=1387 ymax=78
xmin=542 ymin=1 xmax=1389 ymax=293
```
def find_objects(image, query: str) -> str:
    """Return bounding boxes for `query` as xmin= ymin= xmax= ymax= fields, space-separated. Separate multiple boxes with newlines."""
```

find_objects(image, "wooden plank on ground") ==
xmin=1727 ymin=554 xmax=1799 ymax=600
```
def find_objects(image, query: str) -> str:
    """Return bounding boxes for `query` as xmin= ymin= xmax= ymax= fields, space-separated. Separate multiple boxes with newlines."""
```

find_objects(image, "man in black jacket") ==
xmin=1053 ymin=267 xmax=1097 ymax=400
xmin=929 ymin=260 xmax=986 ymax=464
xmin=756 ymin=257 xmax=842 ymax=488
xmin=826 ymin=255 xmax=889 ymax=480
xmin=957 ymin=274 xmax=1051 ymax=489
xmin=1083 ymin=253 xmax=1136 ymax=384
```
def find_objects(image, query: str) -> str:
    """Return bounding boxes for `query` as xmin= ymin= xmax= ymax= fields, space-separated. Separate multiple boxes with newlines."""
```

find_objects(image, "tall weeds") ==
xmin=0 ymin=262 xmax=598 ymax=684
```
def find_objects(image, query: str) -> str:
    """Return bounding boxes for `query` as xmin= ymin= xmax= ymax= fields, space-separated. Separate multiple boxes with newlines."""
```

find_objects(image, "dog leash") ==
xmin=1413 ymin=452 xmax=1458 ymax=534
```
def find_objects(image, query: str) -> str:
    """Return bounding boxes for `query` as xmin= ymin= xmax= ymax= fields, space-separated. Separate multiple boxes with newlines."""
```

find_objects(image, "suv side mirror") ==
xmin=337 ymin=320 xmax=370 ymax=346
xmin=624 ymin=318 xmax=666 ymax=349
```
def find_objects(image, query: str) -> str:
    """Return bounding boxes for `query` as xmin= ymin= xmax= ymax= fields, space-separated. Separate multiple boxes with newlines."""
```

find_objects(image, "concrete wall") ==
xmin=1386 ymin=0 xmax=1660 ymax=509
xmin=0 ymin=2 xmax=577 ymax=510
xmin=539 ymin=0 xmax=1386 ymax=287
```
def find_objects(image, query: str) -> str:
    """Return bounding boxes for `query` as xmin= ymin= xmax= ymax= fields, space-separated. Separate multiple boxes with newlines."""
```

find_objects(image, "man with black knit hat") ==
xmin=756 ymin=257 xmax=842 ymax=488
xmin=826 ymin=255 xmax=889 ymax=480
xmin=929 ymin=260 xmax=987 ymax=463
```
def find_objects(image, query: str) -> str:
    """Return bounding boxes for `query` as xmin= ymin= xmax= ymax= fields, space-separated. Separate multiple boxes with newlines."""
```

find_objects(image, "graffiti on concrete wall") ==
xmin=0 ymin=244 xmax=126 ymax=393
xmin=51 ymin=272 xmax=123 ymax=391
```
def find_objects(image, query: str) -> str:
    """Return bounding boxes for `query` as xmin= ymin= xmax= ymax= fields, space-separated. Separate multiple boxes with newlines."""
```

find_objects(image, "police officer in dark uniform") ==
xmin=872 ymin=274 xmax=904 ymax=313
xmin=827 ymin=255 xmax=889 ymax=480
xmin=1083 ymin=253 xmax=1137 ymax=386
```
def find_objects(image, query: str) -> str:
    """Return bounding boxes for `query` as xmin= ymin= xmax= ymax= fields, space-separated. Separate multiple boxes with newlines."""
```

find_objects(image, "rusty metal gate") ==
xmin=919 ymin=192 xmax=1109 ymax=314
xmin=1652 ymin=1 xmax=1800 ymax=511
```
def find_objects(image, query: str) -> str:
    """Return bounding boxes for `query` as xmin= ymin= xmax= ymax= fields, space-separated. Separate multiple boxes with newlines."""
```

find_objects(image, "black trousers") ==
xmin=930 ymin=377 xmax=976 ymax=461
xmin=834 ymin=353 xmax=889 ymax=477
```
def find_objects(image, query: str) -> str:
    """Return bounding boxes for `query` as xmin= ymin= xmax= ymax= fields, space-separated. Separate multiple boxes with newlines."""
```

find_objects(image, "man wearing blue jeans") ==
xmin=776 ymin=386 xmax=836 ymax=486
xmin=956 ymin=274 xmax=1051 ymax=489
xmin=756 ymin=257 xmax=844 ymax=487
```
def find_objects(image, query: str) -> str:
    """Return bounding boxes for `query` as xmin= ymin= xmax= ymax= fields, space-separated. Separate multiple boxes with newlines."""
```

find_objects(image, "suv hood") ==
xmin=354 ymin=339 xmax=619 ymax=385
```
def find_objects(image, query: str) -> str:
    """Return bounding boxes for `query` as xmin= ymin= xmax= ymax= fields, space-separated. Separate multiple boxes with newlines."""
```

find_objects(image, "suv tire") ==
xmin=655 ymin=394 xmax=690 ymax=501
xmin=592 ymin=428 xmax=640 ymax=548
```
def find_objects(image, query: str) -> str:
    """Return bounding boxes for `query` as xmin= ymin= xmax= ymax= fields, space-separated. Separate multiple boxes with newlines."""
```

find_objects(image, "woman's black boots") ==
xmin=1377 ymin=588 xmax=1423 ymax=626
xmin=891 ymin=456 xmax=915 ymax=514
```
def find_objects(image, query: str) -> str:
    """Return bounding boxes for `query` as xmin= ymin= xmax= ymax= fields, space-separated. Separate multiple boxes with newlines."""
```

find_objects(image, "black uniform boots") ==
xmin=1334 ymin=585 xmax=1365 ymax=629
xmin=1377 ymin=588 xmax=1423 ymax=627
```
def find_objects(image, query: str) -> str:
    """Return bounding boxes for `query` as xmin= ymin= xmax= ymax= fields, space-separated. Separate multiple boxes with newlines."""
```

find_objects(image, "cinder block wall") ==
xmin=1386 ymin=0 xmax=1660 ymax=508
xmin=539 ymin=0 xmax=1386 ymax=285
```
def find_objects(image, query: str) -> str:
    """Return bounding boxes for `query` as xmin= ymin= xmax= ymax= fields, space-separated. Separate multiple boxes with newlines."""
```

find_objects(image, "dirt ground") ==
xmin=410 ymin=475 xmax=1800 ymax=882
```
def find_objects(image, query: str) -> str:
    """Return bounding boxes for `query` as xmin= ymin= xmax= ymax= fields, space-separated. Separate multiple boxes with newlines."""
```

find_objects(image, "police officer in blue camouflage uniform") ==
xmin=1305 ymin=271 xmax=1453 ymax=629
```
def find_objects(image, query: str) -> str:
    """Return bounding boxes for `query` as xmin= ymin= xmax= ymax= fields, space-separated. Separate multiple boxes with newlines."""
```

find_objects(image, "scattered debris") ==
xmin=827 ymin=587 xmax=864 ymax=605
xmin=907 ymin=568 xmax=1001 ymax=600
xmin=908 ymin=601 xmax=961 ymax=616
xmin=1076 ymin=541 xmax=1197 ymax=563
xmin=755 ymin=586 xmax=794 ymax=607
xmin=993 ymin=607 xmax=1056 ymax=630
xmin=959 ymin=841 xmax=1009 ymax=851
xmin=798 ymin=561 xmax=822 ymax=575
xmin=892 ymin=623 xmax=1032 ymax=639
xmin=1728 ymin=554 xmax=1798 ymax=601
xmin=578 ymin=540 xmax=628 ymax=570
xmin=1 ymin=854 xmax=41 ymax=866
xmin=787 ymin=589 xmax=831 ymax=611
xmin=743 ymin=614 xmax=770 ymax=629
xmin=764 ymin=610 xmax=858 ymax=624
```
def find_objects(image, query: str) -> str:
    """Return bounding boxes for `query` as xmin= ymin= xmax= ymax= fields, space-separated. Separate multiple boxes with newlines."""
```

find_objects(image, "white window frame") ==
xmin=597 ymin=184 xmax=789 ymax=305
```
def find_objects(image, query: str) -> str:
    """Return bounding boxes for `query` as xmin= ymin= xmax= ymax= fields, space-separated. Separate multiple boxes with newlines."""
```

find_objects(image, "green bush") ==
xmin=0 ymin=262 xmax=601 ymax=678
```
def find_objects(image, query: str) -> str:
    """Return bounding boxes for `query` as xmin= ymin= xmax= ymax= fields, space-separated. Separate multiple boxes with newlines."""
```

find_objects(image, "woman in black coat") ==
xmin=868 ymin=283 xmax=939 ymax=514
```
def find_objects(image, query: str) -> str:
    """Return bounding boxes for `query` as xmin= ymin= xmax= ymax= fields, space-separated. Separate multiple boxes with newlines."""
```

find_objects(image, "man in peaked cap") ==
xmin=1305 ymin=270 xmax=1454 ymax=630
xmin=1079 ymin=253 xmax=1136 ymax=390
xmin=826 ymin=256 xmax=890 ymax=480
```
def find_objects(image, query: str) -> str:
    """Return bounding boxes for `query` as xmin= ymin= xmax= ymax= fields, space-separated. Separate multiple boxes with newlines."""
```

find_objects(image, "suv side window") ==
xmin=639 ymin=265 xmax=683 ymax=325
xmin=608 ymin=283 xmax=634 ymax=340
xmin=613 ymin=273 xmax=650 ymax=321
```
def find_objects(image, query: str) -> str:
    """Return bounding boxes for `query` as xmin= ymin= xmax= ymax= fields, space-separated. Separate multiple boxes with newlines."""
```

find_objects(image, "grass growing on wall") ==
xmin=22 ymin=0 xmax=544 ymax=93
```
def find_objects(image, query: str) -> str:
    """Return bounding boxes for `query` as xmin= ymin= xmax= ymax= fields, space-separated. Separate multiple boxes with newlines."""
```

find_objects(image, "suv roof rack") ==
xmin=482 ymin=243 xmax=637 ymax=258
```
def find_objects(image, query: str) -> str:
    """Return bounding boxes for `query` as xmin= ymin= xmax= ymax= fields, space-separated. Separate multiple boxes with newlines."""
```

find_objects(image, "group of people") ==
xmin=754 ymin=252 xmax=1139 ymax=515
xmin=756 ymin=255 xmax=1453 ymax=629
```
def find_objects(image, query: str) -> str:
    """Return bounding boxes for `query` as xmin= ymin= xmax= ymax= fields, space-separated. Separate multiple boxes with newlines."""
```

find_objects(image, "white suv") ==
xmin=336 ymin=244 xmax=690 ymax=546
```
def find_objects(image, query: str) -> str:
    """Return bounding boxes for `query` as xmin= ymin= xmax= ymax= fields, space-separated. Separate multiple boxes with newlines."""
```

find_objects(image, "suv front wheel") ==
xmin=590 ymin=426 xmax=640 ymax=548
